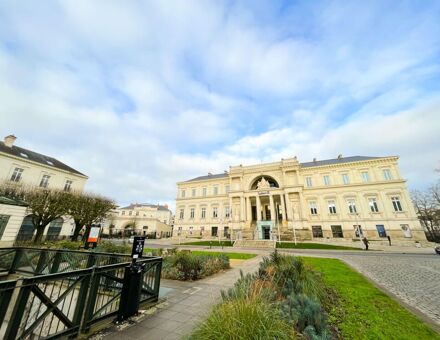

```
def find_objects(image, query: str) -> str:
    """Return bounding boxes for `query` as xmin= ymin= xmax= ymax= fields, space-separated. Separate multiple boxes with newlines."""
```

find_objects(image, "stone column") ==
xmin=269 ymin=194 xmax=275 ymax=222
xmin=240 ymin=196 xmax=245 ymax=222
xmin=284 ymin=193 xmax=292 ymax=221
xmin=280 ymin=193 xmax=286 ymax=221
xmin=256 ymin=195 xmax=262 ymax=221
xmin=247 ymin=196 xmax=252 ymax=222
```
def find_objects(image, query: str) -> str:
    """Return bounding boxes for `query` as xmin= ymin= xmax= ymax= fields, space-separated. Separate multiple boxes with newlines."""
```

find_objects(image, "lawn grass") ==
xmin=277 ymin=242 xmax=361 ymax=250
xmin=302 ymin=257 xmax=440 ymax=339
xmin=179 ymin=240 xmax=234 ymax=247
xmin=189 ymin=250 xmax=257 ymax=260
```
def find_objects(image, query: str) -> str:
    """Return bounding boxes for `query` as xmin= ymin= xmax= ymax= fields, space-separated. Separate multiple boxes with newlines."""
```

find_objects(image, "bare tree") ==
xmin=412 ymin=185 xmax=440 ymax=242
xmin=0 ymin=182 xmax=72 ymax=244
xmin=68 ymin=192 xmax=116 ymax=241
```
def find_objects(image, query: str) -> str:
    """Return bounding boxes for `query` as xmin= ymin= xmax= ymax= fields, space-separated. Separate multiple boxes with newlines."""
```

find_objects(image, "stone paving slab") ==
xmin=101 ymin=255 xmax=263 ymax=340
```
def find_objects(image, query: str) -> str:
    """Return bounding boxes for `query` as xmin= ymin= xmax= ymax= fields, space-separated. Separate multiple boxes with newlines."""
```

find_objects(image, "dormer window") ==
xmin=20 ymin=152 xmax=28 ymax=158
xmin=46 ymin=160 xmax=54 ymax=166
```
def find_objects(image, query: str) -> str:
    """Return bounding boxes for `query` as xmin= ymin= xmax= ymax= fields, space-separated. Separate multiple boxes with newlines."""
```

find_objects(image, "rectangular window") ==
xmin=64 ymin=180 xmax=73 ymax=192
xmin=201 ymin=207 xmax=206 ymax=219
xmin=190 ymin=208 xmax=195 ymax=219
xmin=181 ymin=190 xmax=186 ymax=198
xmin=213 ymin=186 xmax=218 ymax=195
xmin=192 ymin=188 xmax=196 ymax=197
xmin=361 ymin=171 xmax=370 ymax=183
xmin=136 ymin=211 xmax=139 ymax=216
xmin=328 ymin=200 xmax=337 ymax=214
xmin=305 ymin=177 xmax=313 ymax=187
xmin=331 ymin=225 xmax=344 ymax=238
xmin=224 ymin=226 xmax=229 ymax=237
xmin=391 ymin=197 xmax=403 ymax=212
xmin=121 ymin=211 xmax=125 ymax=216
xmin=189 ymin=226 xmax=193 ymax=235
xmin=323 ymin=175 xmax=330 ymax=186
xmin=202 ymin=187 xmax=207 ymax=196
xmin=342 ymin=173 xmax=349 ymax=185
xmin=383 ymin=169 xmax=392 ymax=180
xmin=347 ymin=199 xmax=357 ymax=214
xmin=211 ymin=226 xmax=218 ymax=237
xmin=312 ymin=225 xmax=323 ymax=238
xmin=368 ymin=198 xmax=379 ymax=212
xmin=179 ymin=209 xmax=184 ymax=219
xmin=213 ymin=207 xmax=218 ymax=218
xmin=309 ymin=201 xmax=318 ymax=215
xmin=0 ymin=214 xmax=11 ymax=239
xmin=129 ymin=211 xmax=132 ymax=216
xmin=225 ymin=185 xmax=230 ymax=193
xmin=376 ymin=225 xmax=387 ymax=238
xmin=401 ymin=224 xmax=412 ymax=238
xmin=10 ymin=167 xmax=24 ymax=182
xmin=200 ymin=226 xmax=205 ymax=235
xmin=225 ymin=206 xmax=230 ymax=218
xmin=39 ymin=174 xmax=50 ymax=188
xmin=354 ymin=225 xmax=363 ymax=238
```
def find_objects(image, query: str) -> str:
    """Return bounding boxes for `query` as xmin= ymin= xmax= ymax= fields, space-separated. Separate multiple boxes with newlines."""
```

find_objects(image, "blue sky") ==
xmin=0 ymin=1 xmax=439 ymax=208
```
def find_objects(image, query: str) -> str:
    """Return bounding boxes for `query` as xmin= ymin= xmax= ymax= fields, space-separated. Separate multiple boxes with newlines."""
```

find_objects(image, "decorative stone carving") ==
xmin=256 ymin=177 xmax=270 ymax=190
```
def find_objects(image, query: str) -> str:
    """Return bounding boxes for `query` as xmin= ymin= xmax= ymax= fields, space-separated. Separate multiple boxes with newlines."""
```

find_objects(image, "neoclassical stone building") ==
xmin=174 ymin=155 xmax=425 ymax=242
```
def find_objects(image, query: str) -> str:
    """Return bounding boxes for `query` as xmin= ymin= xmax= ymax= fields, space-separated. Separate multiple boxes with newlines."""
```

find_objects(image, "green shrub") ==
xmin=96 ymin=241 xmax=130 ymax=254
xmin=281 ymin=293 xmax=331 ymax=339
xmin=161 ymin=251 xmax=230 ymax=280
xmin=259 ymin=251 xmax=325 ymax=300
xmin=189 ymin=298 xmax=295 ymax=340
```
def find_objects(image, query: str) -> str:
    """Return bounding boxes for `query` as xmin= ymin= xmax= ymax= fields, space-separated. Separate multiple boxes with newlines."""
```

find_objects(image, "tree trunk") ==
xmin=33 ymin=226 xmax=45 ymax=244
xmin=71 ymin=224 xmax=82 ymax=241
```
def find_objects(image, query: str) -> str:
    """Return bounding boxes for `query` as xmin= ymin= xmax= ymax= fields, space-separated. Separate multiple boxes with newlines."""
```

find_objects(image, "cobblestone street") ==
xmin=338 ymin=253 xmax=440 ymax=329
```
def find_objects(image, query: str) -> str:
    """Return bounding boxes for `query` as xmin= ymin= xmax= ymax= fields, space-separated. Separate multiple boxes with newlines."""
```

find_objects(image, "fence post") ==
xmin=50 ymin=250 xmax=63 ymax=273
xmin=9 ymin=248 xmax=23 ymax=274
xmin=72 ymin=253 xmax=96 ymax=331
xmin=80 ymin=267 xmax=101 ymax=333
xmin=4 ymin=279 xmax=33 ymax=340
xmin=0 ymin=281 xmax=16 ymax=326
xmin=35 ymin=250 xmax=48 ymax=275
xmin=153 ymin=260 xmax=162 ymax=300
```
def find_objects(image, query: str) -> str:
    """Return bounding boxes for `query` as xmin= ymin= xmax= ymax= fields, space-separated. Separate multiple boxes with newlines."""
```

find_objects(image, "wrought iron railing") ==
xmin=0 ymin=247 xmax=162 ymax=339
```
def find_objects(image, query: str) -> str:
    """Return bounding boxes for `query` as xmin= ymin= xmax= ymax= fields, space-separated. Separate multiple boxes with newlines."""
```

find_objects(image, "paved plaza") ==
xmin=338 ymin=253 xmax=440 ymax=329
xmin=98 ymin=248 xmax=440 ymax=339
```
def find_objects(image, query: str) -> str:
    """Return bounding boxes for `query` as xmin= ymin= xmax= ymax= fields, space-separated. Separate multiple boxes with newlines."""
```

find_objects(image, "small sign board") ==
xmin=131 ymin=236 xmax=145 ymax=259
xmin=87 ymin=226 xmax=101 ymax=243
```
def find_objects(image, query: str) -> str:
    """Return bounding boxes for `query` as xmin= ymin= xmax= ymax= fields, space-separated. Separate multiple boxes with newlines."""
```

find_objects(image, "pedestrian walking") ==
xmin=387 ymin=235 xmax=391 ymax=246
xmin=362 ymin=237 xmax=369 ymax=250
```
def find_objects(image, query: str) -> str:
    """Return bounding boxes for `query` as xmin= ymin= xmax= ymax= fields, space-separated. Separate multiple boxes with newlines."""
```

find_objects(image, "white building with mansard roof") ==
xmin=0 ymin=134 xmax=88 ymax=245
xmin=174 ymin=155 xmax=426 ymax=243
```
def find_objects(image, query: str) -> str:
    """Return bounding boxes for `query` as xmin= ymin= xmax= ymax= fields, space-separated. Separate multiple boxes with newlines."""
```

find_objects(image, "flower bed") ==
xmin=190 ymin=251 xmax=331 ymax=339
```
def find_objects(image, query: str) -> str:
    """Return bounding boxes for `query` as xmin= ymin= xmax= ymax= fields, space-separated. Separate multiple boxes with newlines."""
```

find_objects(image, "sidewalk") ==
xmin=101 ymin=255 xmax=263 ymax=340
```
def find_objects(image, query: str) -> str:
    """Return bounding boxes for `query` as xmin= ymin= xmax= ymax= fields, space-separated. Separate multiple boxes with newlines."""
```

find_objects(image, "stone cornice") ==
xmin=300 ymin=156 xmax=399 ymax=171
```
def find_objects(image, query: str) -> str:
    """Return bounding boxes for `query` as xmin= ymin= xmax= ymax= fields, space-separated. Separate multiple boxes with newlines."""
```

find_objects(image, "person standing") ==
xmin=362 ymin=237 xmax=369 ymax=250
xmin=387 ymin=235 xmax=392 ymax=246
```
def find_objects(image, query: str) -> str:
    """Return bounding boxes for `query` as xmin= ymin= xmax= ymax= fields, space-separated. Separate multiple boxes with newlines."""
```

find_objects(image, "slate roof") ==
xmin=120 ymin=203 xmax=171 ymax=211
xmin=0 ymin=141 xmax=87 ymax=177
xmin=300 ymin=156 xmax=387 ymax=168
xmin=185 ymin=173 xmax=229 ymax=182
xmin=184 ymin=156 xmax=390 ymax=182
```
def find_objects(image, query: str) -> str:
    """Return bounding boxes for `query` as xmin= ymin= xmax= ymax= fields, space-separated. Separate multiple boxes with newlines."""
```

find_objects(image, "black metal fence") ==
xmin=0 ymin=247 xmax=162 ymax=339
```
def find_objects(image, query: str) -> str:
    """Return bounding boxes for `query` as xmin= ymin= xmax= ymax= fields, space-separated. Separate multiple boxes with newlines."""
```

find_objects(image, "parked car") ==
xmin=435 ymin=245 xmax=440 ymax=255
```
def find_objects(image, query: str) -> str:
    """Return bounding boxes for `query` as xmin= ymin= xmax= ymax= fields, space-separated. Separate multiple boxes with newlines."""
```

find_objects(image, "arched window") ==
xmin=46 ymin=218 xmax=64 ymax=241
xmin=17 ymin=215 xmax=36 ymax=241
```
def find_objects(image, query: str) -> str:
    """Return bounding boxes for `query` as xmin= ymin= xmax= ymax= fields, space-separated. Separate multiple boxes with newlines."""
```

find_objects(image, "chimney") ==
xmin=224 ymin=170 xmax=228 ymax=174
xmin=4 ymin=135 xmax=16 ymax=147
xmin=337 ymin=154 xmax=343 ymax=160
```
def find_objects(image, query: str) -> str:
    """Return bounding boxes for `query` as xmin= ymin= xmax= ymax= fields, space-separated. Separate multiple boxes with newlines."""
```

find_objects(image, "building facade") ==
xmin=0 ymin=135 xmax=88 ymax=245
xmin=102 ymin=203 xmax=173 ymax=238
xmin=174 ymin=156 xmax=425 ymax=242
